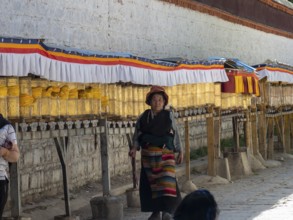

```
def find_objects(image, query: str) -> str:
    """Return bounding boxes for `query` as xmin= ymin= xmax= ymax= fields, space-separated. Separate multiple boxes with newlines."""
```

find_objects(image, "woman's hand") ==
xmin=129 ymin=147 xmax=137 ymax=158
xmin=0 ymin=143 xmax=19 ymax=162
xmin=176 ymin=151 xmax=183 ymax=164
xmin=0 ymin=147 xmax=8 ymax=158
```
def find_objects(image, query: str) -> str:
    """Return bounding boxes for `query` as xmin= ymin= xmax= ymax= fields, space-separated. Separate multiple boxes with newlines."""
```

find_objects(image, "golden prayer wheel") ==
xmin=0 ymin=97 xmax=7 ymax=118
xmin=84 ymin=99 xmax=92 ymax=115
xmin=191 ymin=84 xmax=198 ymax=107
xmin=67 ymin=99 xmax=78 ymax=116
xmin=19 ymin=77 xmax=32 ymax=118
xmin=59 ymin=99 xmax=68 ymax=116
xmin=138 ymin=87 xmax=144 ymax=103
xmin=115 ymin=100 xmax=122 ymax=116
xmin=132 ymin=86 xmax=139 ymax=102
xmin=214 ymin=83 xmax=221 ymax=107
xmin=108 ymin=84 xmax=116 ymax=100
xmin=186 ymin=84 xmax=192 ymax=108
xmin=0 ymin=78 xmax=7 ymax=117
xmin=121 ymin=86 xmax=127 ymax=118
xmin=197 ymin=84 xmax=204 ymax=106
xmin=6 ymin=77 xmax=19 ymax=118
xmin=170 ymin=86 xmax=178 ymax=108
xmin=108 ymin=99 xmax=115 ymax=116
xmin=50 ymin=97 xmax=59 ymax=117
xmin=7 ymin=97 xmax=19 ymax=118
xmin=126 ymin=86 xmax=134 ymax=117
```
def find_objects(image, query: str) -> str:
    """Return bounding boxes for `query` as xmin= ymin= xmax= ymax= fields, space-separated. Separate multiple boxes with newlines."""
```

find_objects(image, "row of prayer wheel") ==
xmin=0 ymin=76 xmax=270 ymax=120
xmin=256 ymin=83 xmax=293 ymax=107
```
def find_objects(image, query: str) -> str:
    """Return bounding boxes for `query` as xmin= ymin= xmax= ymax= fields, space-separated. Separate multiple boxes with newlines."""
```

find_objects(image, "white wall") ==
xmin=0 ymin=0 xmax=292 ymax=66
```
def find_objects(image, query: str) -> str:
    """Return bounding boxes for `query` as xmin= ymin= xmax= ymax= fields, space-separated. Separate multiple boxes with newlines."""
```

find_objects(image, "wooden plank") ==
xmin=274 ymin=116 xmax=285 ymax=153
xmin=284 ymin=114 xmax=291 ymax=154
xmin=232 ymin=117 xmax=240 ymax=152
xmin=291 ymin=114 xmax=293 ymax=150
xmin=100 ymin=118 xmax=111 ymax=196
xmin=267 ymin=117 xmax=274 ymax=159
xmin=214 ymin=111 xmax=221 ymax=159
xmin=244 ymin=112 xmax=252 ymax=150
xmin=206 ymin=114 xmax=216 ymax=176
xmin=206 ymin=109 xmax=220 ymax=176
xmin=54 ymin=136 xmax=71 ymax=216
xmin=126 ymin=133 xmax=138 ymax=189
xmin=184 ymin=121 xmax=191 ymax=180
xmin=10 ymin=122 xmax=21 ymax=217
xmin=258 ymin=111 xmax=267 ymax=159
xmin=251 ymin=112 xmax=258 ymax=155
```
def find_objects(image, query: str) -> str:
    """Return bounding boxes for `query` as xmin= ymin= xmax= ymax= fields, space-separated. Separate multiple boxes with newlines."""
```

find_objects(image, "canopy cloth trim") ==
xmin=256 ymin=66 xmax=293 ymax=83
xmin=0 ymin=37 xmax=228 ymax=86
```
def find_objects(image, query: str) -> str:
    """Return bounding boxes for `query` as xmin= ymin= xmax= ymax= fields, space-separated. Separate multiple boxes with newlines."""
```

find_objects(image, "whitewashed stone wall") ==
xmin=18 ymin=128 xmax=104 ymax=202
xmin=0 ymin=0 xmax=292 ymax=66
xmin=16 ymin=117 xmax=233 ymax=203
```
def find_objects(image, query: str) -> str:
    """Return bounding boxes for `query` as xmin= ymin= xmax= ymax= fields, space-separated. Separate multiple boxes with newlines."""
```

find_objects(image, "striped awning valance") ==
xmin=0 ymin=37 xmax=228 ymax=86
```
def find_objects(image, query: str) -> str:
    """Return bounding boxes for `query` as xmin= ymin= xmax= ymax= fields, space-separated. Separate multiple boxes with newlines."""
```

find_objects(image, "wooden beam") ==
xmin=291 ymin=114 xmax=293 ymax=150
xmin=184 ymin=121 xmax=191 ymax=180
xmin=232 ymin=117 xmax=240 ymax=152
xmin=251 ymin=112 xmax=258 ymax=155
xmin=284 ymin=114 xmax=291 ymax=154
xmin=100 ymin=119 xmax=111 ymax=196
xmin=258 ymin=110 xmax=267 ymax=159
xmin=206 ymin=108 xmax=220 ymax=176
xmin=244 ymin=112 xmax=252 ymax=150
xmin=214 ymin=108 xmax=221 ymax=159
xmin=10 ymin=122 xmax=21 ymax=217
xmin=274 ymin=116 xmax=285 ymax=153
xmin=267 ymin=117 xmax=274 ymax=159
xmin=54 ymin=136 xmax=71 ymax=217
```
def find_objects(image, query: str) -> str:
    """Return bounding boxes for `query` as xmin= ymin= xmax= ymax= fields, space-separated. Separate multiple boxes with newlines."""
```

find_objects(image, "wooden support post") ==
xmin=10 ymin=164 xmax=21 ymax=218
xmin=250 ymin=112 xmax=258 ymax=156
xmin=54 ymin=136 xmax=71 ymax=217
xmin=291 ymin=114 xmax=293 ymax=150
xmin=244 ymin=112 xmax=252 ymax=150
xmin=275 ymin=116 xmax=285 ymax=153
xmin=126 ymin=133 xmax=137 ymax=189
xmin=284 ymin=114 xmax=291 ymax=154
xmin=267 ymin=117 xmax=275 ymax=159
xmin=184 ymin=120 xmax=191 ymax=180
xmin=214 ymin=110 xmax=221 ymax=159
xmin=232 ymin=117 xmax=240 ymax=152
xmin=206 ymin=107 xmax=219 ymax=176
xmin=100 ymin=119 xmax=111 ymax=196
xmin=10 ymin=122 xmax=21 ymax=217
xmin=258 ymin=110 xmax=267 ymax=159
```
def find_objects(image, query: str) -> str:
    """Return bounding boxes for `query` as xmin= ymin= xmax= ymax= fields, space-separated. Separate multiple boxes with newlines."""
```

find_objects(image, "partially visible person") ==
xmin=173 ymin=189 xmax=219 ymax=220
xmin=129 ymin=86 xmax=183 ymax=220
xmin=0 ymin=114 xmax=20 ymax=219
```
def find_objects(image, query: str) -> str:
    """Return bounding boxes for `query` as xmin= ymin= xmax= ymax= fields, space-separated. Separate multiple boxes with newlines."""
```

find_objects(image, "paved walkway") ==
xmin=6 ymin=156 xmax=293 ymax=220
xmin=124 ymin=156 xmax=293 ymax=220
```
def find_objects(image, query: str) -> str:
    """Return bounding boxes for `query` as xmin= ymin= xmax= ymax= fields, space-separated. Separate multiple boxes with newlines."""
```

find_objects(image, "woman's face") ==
xmin=150 ymin=94 xmax=165 ymax=113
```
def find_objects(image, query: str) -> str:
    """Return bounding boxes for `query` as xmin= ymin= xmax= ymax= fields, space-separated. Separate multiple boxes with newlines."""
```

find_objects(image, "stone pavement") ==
xmin=210 ymin=156 xmax=293 ymax=220
xmin=124 ymin=156 xmax=293 ymax=220
xmin=5 ymin=156 xmax=293 ymax=220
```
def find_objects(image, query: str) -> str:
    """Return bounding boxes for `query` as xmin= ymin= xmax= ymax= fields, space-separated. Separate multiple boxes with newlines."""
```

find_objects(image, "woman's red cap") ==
xmin=145 ymin=86 xmax=169 ymax=106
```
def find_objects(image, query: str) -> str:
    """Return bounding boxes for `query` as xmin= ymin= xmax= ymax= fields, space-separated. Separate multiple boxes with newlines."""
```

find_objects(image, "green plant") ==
xmin=220 ymin=135 xmax=246 ymax=151
xmin=190 ymin=147 xmax=208 ymax=160
xmin=220 ymin=138 xmax=234 ymax=149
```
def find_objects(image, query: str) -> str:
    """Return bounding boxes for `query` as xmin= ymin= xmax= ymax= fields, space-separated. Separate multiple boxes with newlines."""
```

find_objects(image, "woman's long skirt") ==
xmin=139 ymin=145 xmax=181 ymax=213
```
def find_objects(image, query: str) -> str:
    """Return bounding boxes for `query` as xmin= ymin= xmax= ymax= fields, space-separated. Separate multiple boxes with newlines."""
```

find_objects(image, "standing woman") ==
xmin=0 ymin=114 xmax=20 ymax=219
xmin=129 ymin=86 xmax=183 ymax=220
